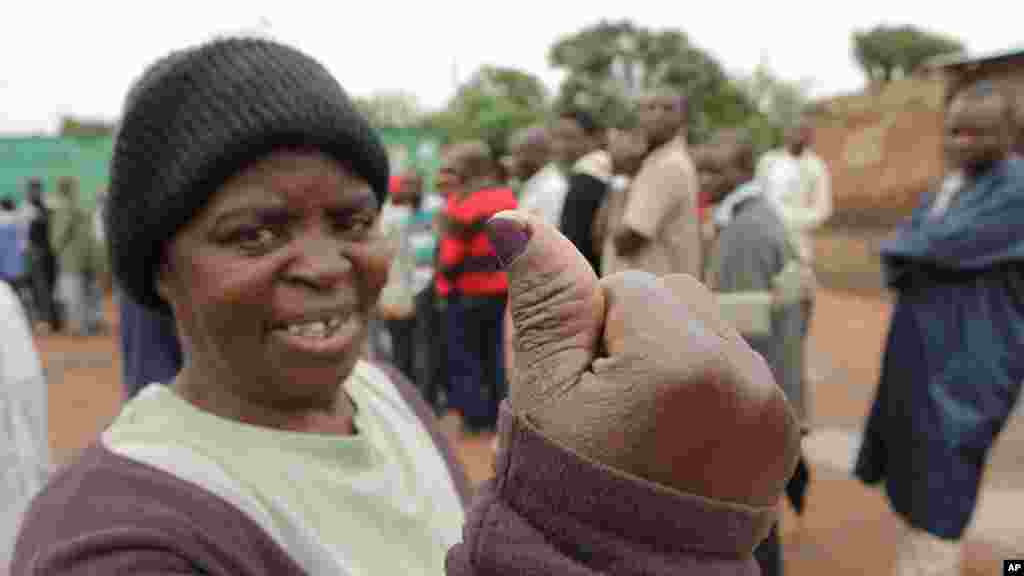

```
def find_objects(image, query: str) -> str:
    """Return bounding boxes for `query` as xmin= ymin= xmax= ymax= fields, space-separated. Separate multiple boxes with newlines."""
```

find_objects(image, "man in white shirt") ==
xmin=755 ymin=117 xmax=830 ymax=436
xmin=756 ymin=118 xmax=832 ymax=266
xmin=509 ymin=124 xmax=568 ymax=227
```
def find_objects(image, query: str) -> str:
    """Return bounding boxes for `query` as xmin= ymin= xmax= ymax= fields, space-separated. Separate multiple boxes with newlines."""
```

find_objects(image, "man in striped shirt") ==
xmin=435 ymin=141 xmax=518 ymax=434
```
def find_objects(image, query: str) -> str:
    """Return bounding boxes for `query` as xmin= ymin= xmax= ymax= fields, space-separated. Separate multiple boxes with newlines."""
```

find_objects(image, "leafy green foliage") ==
xmin=852 ymin=25 xmax=965 ymax=83
xmin=353 ymin=91 xmax=427 ymax=129
xmin=547 ymin=20 xmax=771 ymax=145
xmin=419 ymin=66 xmax=550 ymax=156
xmin=736 ymin=62 xmax=814 ymax=153
xmin=413 ymin=20 xmax=813 ymax=157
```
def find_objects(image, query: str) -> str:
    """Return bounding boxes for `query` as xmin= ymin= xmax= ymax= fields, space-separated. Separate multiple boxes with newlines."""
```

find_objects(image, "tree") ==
xmin=547 ymin=20 xmax=758 ymax=142
xmin=353 ymin=91 xmax=425 ymax=128
xmin=419 ymin=65 xmax=550 ymax=156
xmin=852 ymin=25 xmax=965 ymax=84
xmin=470 ymin=65 xmax=549 ymax=110
xmin=735 ymin=62 xmax=813 ymax=152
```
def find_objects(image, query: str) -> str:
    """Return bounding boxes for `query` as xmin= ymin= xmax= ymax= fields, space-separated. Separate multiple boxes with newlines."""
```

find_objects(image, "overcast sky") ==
xmin=1 ymin=2 xmax=1019 ymax=134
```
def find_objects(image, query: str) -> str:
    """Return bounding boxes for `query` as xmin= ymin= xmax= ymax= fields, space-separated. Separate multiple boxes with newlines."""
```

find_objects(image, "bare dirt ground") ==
xmin=36 ymin=288 xmax=1020 ymax=574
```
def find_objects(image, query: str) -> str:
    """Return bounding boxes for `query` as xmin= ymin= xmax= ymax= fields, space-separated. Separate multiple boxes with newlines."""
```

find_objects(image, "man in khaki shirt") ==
xmin=602 ymin=92 xmax=702 ymax=279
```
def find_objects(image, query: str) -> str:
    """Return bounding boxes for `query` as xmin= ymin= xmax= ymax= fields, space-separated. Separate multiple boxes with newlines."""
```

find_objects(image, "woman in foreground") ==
xmin=11 ymin=38 xmax=798 ymax=575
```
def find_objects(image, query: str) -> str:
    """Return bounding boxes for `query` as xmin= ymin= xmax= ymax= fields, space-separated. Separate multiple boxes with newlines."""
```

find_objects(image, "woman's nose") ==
xmin=285 ymin=235 xmax=354 ymax=290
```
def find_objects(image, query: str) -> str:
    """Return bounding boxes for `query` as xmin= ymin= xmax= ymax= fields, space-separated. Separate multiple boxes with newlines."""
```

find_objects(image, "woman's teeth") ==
xmin=286 ymin=317 xmax=343 ymax=338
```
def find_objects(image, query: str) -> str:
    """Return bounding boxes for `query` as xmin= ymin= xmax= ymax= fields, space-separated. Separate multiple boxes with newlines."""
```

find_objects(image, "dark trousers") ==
xmin=754 ymin=523 xmax=782 ymax=576
xmin=415 ymin=288 xmax=446 ymax=413
xmin=386 ymin=316 xmax=416 ymax=385
xmin=29 ymin=247 xmax=60 ymax=330
xmin=4 ymin=275 xmax=34 ymax=323
xmin=443 ymin=295 xmax=506 ymax=431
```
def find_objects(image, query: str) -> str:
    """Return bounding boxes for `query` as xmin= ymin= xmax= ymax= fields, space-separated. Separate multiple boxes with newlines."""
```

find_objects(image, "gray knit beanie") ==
xmin=107 ymin=37 xmax=389 ymax=311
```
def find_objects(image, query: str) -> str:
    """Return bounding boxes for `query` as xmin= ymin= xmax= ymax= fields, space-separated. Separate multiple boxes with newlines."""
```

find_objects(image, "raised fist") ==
xmin=488 ymin=210 xmax=800 ymax=507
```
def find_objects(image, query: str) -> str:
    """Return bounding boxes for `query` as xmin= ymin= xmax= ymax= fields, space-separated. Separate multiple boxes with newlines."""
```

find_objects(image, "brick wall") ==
xmin=811 ymin=76 xmax=947 ymax=227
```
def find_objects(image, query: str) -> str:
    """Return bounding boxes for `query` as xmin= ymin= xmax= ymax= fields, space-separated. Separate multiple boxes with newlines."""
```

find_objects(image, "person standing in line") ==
xmin=25 ymin=179 xmax=61 ymax=332
xmin=435 ymin=141 xmax=518 ymax=435
xmin=756 ymin=116 xmax=831 ymax=334
xmin=50 ymin=177 xmax=100 ymax=337
xmin=700 ymin=129 xmax=809 ymax=576
xmin=755 ymin=117 xmax=828 ymax=510
xmin=604 ymin=91 xmax=702 ymax=280
xmin=554 ymin=108 xmax=613 ymax=275
xmin=509 ymin=125 xmax=567 ymax=228
xmin=0 ymin=198 xmax=32 ymax=317
xmin=595 ymin=128 xmax=649 ymax=275
xmin=855 ymin=80 xmax=1024 ymax=576
xmin=377 ymin=170 xmax=438 ymax=388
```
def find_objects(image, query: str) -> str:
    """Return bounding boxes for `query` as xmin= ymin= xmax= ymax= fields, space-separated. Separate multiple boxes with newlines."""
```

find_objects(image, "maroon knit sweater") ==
xmin=12 ymin=372 xmax=773 ymax=575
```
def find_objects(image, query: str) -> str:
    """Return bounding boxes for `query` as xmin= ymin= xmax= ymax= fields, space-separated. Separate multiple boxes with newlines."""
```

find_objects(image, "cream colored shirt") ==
xmin=602 ymin=136 xmax=702 ymax=278
xmin=103 ymin=361 xmax=465 ymax=576
xmin=756 ymin=149 xmax=832 ymax=263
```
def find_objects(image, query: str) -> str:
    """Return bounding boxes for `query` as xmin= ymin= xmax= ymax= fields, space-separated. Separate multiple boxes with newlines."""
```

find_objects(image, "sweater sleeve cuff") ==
xmin=492 ymin=402 xmax=778 ymax=559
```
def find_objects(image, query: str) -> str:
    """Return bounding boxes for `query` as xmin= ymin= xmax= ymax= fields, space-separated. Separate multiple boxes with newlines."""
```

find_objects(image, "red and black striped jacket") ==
xmin=435 ymin=186 xmax=518 ymax=298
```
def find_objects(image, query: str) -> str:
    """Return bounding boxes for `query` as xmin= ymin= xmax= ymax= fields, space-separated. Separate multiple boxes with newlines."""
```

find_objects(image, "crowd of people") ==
xmin=0 ymin=35 xmax=1021 ymax=576
xmin=0 ymin=177 xmax=109 ymax=339
xmin=365 ymin=92 xmax=831 ymax=575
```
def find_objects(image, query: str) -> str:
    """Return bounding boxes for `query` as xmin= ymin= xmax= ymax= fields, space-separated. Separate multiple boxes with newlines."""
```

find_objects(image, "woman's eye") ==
xmin=355 ymin=215 xmax=377 ymax=232
xmin=336 ymin=214 xmax=376 ymax=238
xmin=231 ymin=226 xmax=279 ymax=252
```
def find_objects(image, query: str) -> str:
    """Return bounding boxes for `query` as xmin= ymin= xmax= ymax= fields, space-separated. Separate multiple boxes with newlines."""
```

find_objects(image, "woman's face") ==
xmin=158 ymin=150 xmax=389 ymax=410
xmin=944 ymin=88 xmax=1011 ymax=173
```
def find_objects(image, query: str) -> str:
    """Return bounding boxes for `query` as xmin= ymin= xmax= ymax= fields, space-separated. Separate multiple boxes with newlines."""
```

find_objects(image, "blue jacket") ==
xmin=119 ymin=295 xmax=182 ymax=400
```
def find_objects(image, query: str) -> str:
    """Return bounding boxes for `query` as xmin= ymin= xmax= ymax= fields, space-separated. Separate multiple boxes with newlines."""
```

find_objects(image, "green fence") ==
xmin=0 ymin=136 xmax=114 ymax=209
xmin=0 ymin=129 xmax=443 ymax=208
xmin=377 ymin=127 xmax=444 ymax=194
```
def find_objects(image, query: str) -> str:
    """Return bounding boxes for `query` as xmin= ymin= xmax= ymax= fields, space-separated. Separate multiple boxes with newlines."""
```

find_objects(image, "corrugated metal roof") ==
xmin=924 ymin=45 xmax=1024 ymax=70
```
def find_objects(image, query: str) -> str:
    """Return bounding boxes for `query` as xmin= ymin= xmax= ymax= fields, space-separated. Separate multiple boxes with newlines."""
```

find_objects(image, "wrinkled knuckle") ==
xmin=510 ymin=266 xmax=563 ymax=309
xmin=511 ymin=267 xmax=592 ymax=346
xmin=513 ymin=290 xmax=593 ymax=354
xmin=514 ymin=313 xmax=567 ymax=353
